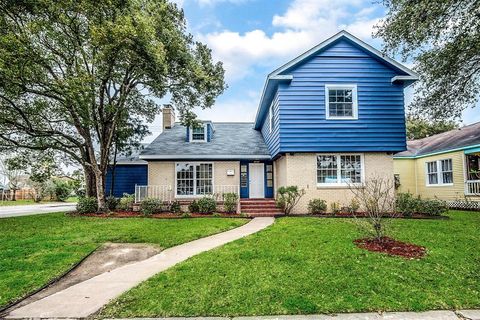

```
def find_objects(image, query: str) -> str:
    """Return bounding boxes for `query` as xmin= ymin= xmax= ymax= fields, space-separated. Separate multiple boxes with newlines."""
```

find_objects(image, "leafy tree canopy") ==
xmin=375 ymin=0 xmax=480 ymax=119
xmin=406 ymin=115 xmax=459 ymax=140
xmin=0 ymin=0 xmax=225 ymax=210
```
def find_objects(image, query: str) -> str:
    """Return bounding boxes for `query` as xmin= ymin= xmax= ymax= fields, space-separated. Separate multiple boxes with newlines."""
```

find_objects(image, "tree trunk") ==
xmin=94 ymin=168 xmax=106 ymax=212
xmin=84 ymin=166 xmax=97 ymax=198
xmin=11 ymin=189 xmax=16 ymax=201
xmin=110 ymin=142 xmax=118 ymax=196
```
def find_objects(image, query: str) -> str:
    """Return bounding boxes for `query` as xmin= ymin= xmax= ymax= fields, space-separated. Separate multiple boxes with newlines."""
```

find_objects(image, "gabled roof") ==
xmin=254 ymin=30 xmax=419 ymax=129
xmin=140 ymin=122 xmax=271 ymax=160
xmin=395 ymin=121 xmax=480 ymax=158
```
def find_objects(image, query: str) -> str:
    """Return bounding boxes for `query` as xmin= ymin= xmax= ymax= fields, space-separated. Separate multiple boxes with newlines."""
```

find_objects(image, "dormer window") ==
xmin=190 ymin=124 xmax=207 ymax=142
xmin=325 ymin=84 xmax=358 ymax=120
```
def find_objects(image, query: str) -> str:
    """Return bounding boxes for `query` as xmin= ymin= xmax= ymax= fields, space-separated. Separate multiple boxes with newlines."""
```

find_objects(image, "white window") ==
xmin=426 ymin=159 xmax=453 ymax=186
xmin=190 ymin=124 xmax=207 ymax=142
xmin=176 ymin=162 xmax=213 ymax=196
xmin=325 ymin=84 xmax=358 ymax=120
xmin=269 ymin=103 xmax=274 ymax=134
xmin=317 ymin=154 xmax=363 ymax=186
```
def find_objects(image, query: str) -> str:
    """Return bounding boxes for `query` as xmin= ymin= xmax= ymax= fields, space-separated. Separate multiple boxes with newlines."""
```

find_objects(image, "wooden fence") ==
xmin=447 ymin=200 xmax=480 ymax=211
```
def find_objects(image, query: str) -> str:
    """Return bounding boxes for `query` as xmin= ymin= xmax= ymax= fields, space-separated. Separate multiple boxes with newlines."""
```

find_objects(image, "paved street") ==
xmin=0 ymin=202 xmax=76 ymax=218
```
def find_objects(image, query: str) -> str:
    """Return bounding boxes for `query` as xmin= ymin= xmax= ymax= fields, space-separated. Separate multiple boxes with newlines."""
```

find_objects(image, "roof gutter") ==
xmin=139 ymin=154 xmax=272 ymax=160
xmin=393 ymin=143 xmax=480 ymax=159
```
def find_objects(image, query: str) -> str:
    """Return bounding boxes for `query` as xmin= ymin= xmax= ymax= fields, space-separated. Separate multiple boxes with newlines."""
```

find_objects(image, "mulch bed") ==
xmin=354 ymin=237 xmax=426 ymax=259
xmin=69 ymin=211 xmax=248 ymax=219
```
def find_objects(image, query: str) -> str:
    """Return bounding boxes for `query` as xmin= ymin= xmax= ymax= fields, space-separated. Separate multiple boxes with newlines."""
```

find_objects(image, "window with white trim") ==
xmin=269 ymin=104 xmax=274 ymax=133
xmin=325 ymin=84 xmax=358 ymax=119
xmin=176 ymin=163 xmax=213 ymax=196
xmin=317 ymin=154 xmax=363 ymax=185
xmin=426 ymin=159 xmax=453 ymax=185
xmin=190 ymin=125 xmax=207 ymax=142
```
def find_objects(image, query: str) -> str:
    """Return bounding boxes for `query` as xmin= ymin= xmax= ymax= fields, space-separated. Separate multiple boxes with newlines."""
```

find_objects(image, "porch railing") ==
xmin=465 ymin=180 xmax=480 ymax=196
xmin=134 ymin=184 xmax=240 ymax=203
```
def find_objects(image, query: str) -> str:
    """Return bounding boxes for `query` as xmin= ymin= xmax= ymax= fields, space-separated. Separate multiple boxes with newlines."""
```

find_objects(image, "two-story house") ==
xmin=108 ymin=30 xmax=418 ymax=214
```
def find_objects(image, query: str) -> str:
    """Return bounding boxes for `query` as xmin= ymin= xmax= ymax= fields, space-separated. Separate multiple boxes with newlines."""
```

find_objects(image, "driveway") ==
xmin=0 ymin=202 xmax=76 ymax=218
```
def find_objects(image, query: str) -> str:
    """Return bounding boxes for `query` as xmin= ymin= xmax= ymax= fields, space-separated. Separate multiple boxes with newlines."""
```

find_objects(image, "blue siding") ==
xmin=105 ymin=165 xmax=147 ymax=197
xmin=260 ymin=92 xmax=281 ymax=156
xmin=260 ymin=38 xmax=407 ymax=156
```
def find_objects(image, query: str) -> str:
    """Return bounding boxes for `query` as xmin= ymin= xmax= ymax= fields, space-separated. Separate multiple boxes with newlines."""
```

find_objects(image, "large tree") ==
xmin=406 ymin=115 xmax=459 ymax=140
xmin=375 ymin=0 xmax=480 ymax=119
xmin=0 ymin=0 xmax=225 ymax=210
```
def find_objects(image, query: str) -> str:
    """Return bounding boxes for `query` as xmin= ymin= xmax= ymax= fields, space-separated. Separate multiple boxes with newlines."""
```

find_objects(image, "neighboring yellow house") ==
xmin=394 ymin=122 xmax=480 ymax=203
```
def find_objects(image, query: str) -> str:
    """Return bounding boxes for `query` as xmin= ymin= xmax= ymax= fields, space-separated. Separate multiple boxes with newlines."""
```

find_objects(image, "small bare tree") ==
xmin=349 ymin=177 xmax=397 ymax=241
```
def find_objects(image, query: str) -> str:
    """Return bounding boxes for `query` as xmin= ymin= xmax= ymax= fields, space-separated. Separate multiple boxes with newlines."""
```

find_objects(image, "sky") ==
xmin=146 ymin=0 xmax=480 ymax=141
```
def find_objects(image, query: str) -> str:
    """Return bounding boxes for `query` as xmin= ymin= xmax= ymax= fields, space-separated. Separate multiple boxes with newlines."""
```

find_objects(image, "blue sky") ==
xmin=147 ymin=0 xmax=479 ymax=140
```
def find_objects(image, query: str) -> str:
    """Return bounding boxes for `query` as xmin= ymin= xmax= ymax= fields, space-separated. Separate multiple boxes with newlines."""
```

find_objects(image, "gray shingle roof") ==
xmin=140 ymin=122 xmax=270 ymax=159
xmin=395 ymin=121 xmax=480 ymax=157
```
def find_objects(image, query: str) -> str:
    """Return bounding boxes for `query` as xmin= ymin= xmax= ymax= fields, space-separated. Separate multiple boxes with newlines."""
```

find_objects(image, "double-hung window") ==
xmin=317 ymin=154 xmax=363 ymax=186
xmin=176 ymin=162 xmax=213 ymax=196
xmin=426 ymin=159 xmax=453 ymax=186
xmin=325 ymin=84 xmax=358 ymax=120
xmin=269 ymin=103 xmax=274 ymax=133
xmin=190 ymin=125 xmax=207 ymax=142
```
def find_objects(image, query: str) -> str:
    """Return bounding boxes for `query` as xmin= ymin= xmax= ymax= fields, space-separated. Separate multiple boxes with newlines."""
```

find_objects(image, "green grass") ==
xmin=0 ymin=213 xmax=247 ymax=308
xmin=0 ymin=197 xmax=78 ymax=206
xmin=100 ymin=211 xmax=480 ymax=318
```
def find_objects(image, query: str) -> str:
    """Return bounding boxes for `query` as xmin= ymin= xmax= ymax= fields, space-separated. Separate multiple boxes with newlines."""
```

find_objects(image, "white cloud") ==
xmin=198 ymin=0 xmax=382 ymax=83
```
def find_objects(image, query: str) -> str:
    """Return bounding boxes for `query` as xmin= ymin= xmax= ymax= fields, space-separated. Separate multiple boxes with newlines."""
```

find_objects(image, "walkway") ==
xmin=112 ymin=310 xmax=479 ymax=320
xmin=6 ymin=217 xmax=274 ymax=319
xmin=0 ymin=202 xmax=76 ymax=218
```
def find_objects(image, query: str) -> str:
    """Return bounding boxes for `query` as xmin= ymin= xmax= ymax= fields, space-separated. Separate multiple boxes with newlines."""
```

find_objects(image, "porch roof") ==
xmin=140 ymin=122 xmax=271 ymax=160
xmin=395 ymin=121 xmax=480 ymax=158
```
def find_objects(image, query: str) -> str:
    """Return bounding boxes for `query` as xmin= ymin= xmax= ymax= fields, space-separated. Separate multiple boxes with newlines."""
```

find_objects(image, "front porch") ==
xmin=465 ymin=153 xmax=480 ymax=196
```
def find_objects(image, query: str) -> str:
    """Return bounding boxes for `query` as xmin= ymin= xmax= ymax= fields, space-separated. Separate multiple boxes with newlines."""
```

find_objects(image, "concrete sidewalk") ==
xmin=6 ymin=217 xmax=274 ymax=319
xmin=0 ymin=202 xmax=76 ymax=218
xmin=109 ymin=310 xmax=480 ymax=320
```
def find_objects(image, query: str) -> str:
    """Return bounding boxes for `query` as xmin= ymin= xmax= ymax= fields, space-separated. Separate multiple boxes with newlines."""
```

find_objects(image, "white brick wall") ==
xmin=273 ymin=152 xmax=394 ymax=214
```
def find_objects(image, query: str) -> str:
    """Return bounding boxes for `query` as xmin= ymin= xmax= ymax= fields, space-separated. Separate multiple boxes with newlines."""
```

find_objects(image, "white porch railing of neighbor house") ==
xmin=135 ymin=185 xmax=240 ymax=203
xmin=465 ymin=180 xmax=480 ymax=196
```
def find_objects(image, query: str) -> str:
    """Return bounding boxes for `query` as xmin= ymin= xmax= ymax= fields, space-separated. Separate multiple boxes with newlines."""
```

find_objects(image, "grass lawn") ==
xmin=100 ymin=211 xmax=480 ymax=318
xmin=0 ymin=213 xmax=247 ymax=308
xmin=0 ymin=197 xmax=78 ymax=206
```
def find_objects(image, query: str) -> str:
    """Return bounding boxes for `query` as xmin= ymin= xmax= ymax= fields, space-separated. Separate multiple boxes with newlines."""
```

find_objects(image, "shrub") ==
xmin=276 ymin=186 xmax=306 ymax=215
xmin=308 ymin=199 xmax=327 ymax=214
xmin=118 ymin=193 xmax=134 ymax=211
xmin=169 ymin=200 xmax=182 ymax=213
xmin=77 ymin=197 xmax=98 ymax=214
xmin=418 ymin=198 xmax=448 ymax=216
xmin=396 ymin=193 xmax=447 ymax=217
xmin=223 ymin=192 xmax=238 ymax=213
xmin=188 ymin=200 xmax=199 ymax=213
xmin=396 ymin=192 xmax=420 ymax=217
xmin=140 ymin=198 xmax=162 ymax=215
xmin=347 ymin=198 xmax=360 ymax=214
xmin=330 ymin=202 xmax=341 ymax=215
xmin=182 ymin=212 xmax=192 ymax=218
xmin=212 ymin=212 xmax=221 ymax=217
xmin=53 ymin=179 xmax=72 ymax=202
xmin=105 ymin=196 xmax=119 ymax=211
xmin=197 ymin=197 xmax=217 ymax=214
xmin=349 ymin=177 xmax=397 ymax=241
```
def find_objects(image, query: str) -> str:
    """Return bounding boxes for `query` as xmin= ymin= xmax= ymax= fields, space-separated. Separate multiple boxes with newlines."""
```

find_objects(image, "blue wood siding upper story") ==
xmin=105 ymin=164 xmax=148 ymax=197
xmin=260 ymin=92 xmax=281 ymax=156
xmin=260 ymin=39 xmax=408 ymax=156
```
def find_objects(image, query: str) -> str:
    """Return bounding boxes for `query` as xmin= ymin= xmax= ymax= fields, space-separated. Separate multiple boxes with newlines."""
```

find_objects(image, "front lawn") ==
xmin=0 ymin=213 xmax=247 ymax=308
xmin=0 ymin=197 xmax=78 ymax=206
xmin=100 ymin=211 xmax=480 ymax=317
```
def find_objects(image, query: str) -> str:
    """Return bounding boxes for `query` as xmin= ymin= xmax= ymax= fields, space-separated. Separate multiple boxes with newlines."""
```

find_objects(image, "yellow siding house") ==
xmin=394 ymin=122 xmax=480 ymax=202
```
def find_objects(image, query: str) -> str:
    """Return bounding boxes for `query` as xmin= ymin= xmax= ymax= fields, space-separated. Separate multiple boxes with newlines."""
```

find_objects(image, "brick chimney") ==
xmin=162 ymin=105 xmax=175 ymax=130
